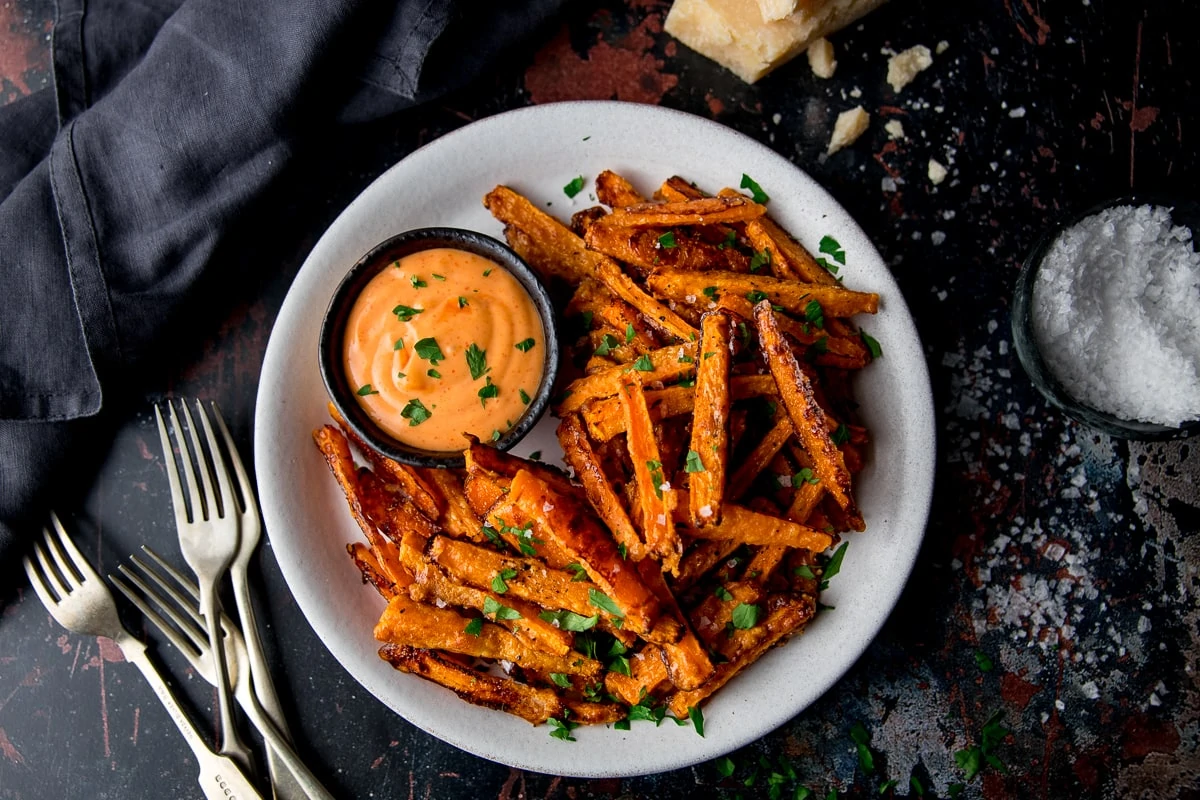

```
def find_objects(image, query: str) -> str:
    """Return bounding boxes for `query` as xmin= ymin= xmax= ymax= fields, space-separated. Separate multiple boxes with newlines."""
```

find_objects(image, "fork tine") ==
xmin=110 ymin=570 xmax=205 ymax=660
xmin=23 ymin=552 xmax=62 ymax=608
xmin=156 ymin=404 xmax=195 ymax=528
xmin=192 ymin=400 xmax=236 ymax=521
xmin=178 ymin=401 xmax=218 ymax=520
xmin=126 ymin=554 xmax=205 ymax=632
xmin=48 ymin=511 xmax=96 ymax=583
xmin=38 ymin=528 xmax=80 ymax=595
xmin=210 ymin=402 xmax=257 ymax=517
xmin=140 ymin=546 xmax=201 ymax=602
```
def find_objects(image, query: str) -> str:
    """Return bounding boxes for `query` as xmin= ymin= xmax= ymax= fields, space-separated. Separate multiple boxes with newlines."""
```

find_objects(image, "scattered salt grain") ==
xmin=1030 ymin=204 xmax=1200 ymax=426
xmin=699 ymin=504 xmax=714 ymax=519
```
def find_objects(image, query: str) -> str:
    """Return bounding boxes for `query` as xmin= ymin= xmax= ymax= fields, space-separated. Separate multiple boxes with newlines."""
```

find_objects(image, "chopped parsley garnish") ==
xmin=396 ymin=371 xmax=406 ymax=379
xmin=565 ymin=562 xmax=588 ymax=582
xmin=392 ymin=304 xmax=422 ymax=322
xmin=714 ymin=586 xmax=733 ymax=601
xmin=748 ymin=249 xmax=771 ymax=272
xmin=466 ymin=343 xmax=490 ymax=380
xmin=482 ymin=596 xmax=521 ymax=621
xmin=563 ymin=176 xmax=585 ymax=198
xmin=617 ymin=543 xmax=628 ymax=560
xmin=677 ymin=377 xmax=696 ymax=388
xmin=356 ymin=384 xmax=378 ymax=396
xmin=458 ymin=296 xmax=468 ymax=308
xmin=719 ymin=230 xmax=737 ymax=250
xmin=645 ymin=459 xmax=665 ymax=500
xmin=792 ymin=468 xmax=819 ymax=487
xmin=464 ymin=618 xmax=483 ymax=636
xmin=811 ymin=336 xmax=829 ymax=355
xmin=658 ymin=231 xmax=677 ymax=248
xmin=954 ymin=711 xmax=1009 ymax=782
xmin=519 ymin=388 xmax=531 ymax=405
xmin=482 ymin=268 xmax=493 ymax=277
xmin=831 ymin=423 xmax=851 ymax=446
xmin=737 ymin=321 xmax=751 ymax=347
xmin=478 ymin=376 xmax=499 ymax=407
xmin=631 ymin=354 xmax=654 ymax=371
xmin=549 ymin=673 xmax=571 ymax=689
xmin=491 ymin=568 xmax=517 ymax=594
xmin=685 ymin=449 xmax=705 ymax=473
xmin=579 ymin=310 xmax=594 ymax=331
xmin=393 ymin=338 xmax=405 ymax=350
xmin=731 ymin=602 xmax=761 ymax=630
xmin=975 ymin=650 xmax=995 ymax=672
xmin=410 ymin=275 xmax=427 ymax=289
xmin=746 ymin=290 xmax=770 ymax=304
xmin=515 ymin=337 xmax=536 ymax=352
xmin=548 ymin=715 xmax=578 ymax=742
xmin=414 ymin=337 xmax=444 ymax=365
xmin=432 ymin=273 xmax=446 ymax=281
xmin=594 ymin=333 xmax=620 ymax=357
xmin=625 ymin=323 xmax=635 ymax=344
xmin=860 ymin=330 xmax=882 ymax=359
xmin=588 ymin=588 xmax=624 ymax=618
xmin=819 ymin=541 xmax=848 ymax=591
xmin=818 ymin=235 xmax=846 ymax=265
xmin=703 ymin=351 xmax=716 ymax=359
xmin=850 ymin=722 xmax=875 ymax=773
xmin=538 ymin=609 xmax=598 ymax=631
xmin=689 ymin=706 xmax=705 ymax=737
xmin=491 ymin=429 xmax=502 ymax=442
xmin=715 ymin=757 xmax=736 ymax=777
xmin=702 ymin=285 xmax=719 ymax=300
xmin=804 ymin=300 xmax=825 ymax=329
xmin=427 ymin=369 xmax=441 ymax=379
xmin=678 ymin=353 xmax=694 ymax=363
xmin=740 ymin=173 xmax=769 ymax=204
xmin=400 ymin=398 xmax=432 ymax=426
xmin=528 ymin=450 xmax=542 ymax=461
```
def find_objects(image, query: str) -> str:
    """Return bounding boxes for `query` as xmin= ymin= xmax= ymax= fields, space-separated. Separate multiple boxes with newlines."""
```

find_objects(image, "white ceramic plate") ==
xmin=255 ymin=101 xmax=935 ymax=777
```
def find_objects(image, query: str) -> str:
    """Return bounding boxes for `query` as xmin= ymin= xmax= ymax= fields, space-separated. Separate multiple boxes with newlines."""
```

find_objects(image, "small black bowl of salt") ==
xmin=1012 ymin=196 xmax=1200 ymax=439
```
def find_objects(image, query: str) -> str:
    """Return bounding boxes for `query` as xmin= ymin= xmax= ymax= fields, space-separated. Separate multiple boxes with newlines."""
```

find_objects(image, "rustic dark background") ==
xmin=1 ymin=1 xmax=1197 ymax=798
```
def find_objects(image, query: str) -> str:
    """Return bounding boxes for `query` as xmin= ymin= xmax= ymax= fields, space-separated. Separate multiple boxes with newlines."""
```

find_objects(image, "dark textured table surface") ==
xmin=2 ymin=1 xmax=1198 ymax=798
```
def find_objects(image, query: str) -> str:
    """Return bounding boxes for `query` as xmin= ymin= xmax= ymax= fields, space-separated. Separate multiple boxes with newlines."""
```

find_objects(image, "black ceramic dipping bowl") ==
xmin=319 ymin=228 xmax=560 ymax=468
xmin=1011 ymin=195 xmax=1200 ymax=441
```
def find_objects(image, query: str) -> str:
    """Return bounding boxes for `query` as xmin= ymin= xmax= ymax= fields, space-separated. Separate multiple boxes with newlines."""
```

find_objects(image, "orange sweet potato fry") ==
xmin=596 ymin=169 xmax=647 ymax=207
xmin=647 ymin=268 xmax=879 ymax=319
xmin=557 ymin=414 xmax=646 ymax=561
xmin=597 ymin=196 xmax=766 ymax=228
xmin=619 ymin=374 xmax=683 ymax=576
xmin=557 ymin=341 xmax=698 ymax=414
xmin=680 ymin=503 xmax=833 ymax=552
xmin=688 ymin=312 xmax=733 ymax=527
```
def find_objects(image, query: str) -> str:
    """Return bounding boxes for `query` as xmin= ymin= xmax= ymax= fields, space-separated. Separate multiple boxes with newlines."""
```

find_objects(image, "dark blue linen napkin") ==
xmin=0 ymin=0 xmax=562 ymax=570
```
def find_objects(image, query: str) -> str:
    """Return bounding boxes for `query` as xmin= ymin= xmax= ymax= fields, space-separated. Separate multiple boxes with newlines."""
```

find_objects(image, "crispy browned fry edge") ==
xmin=327 ymin=402 xmax=443 ymax=519
xmin=596 ymin=169 xmax=647 ymax=207
xmin=597 ymin=196 xmax=766 ymax=228
xmin=606 ymin=646 xmax=671 ymax=705
xmin=380 ymin=644 xmax=563 ymax=725
xmin=727 ymin=414 xmax=794 ymax=502
xmin=785 ymin=443 xmax=827 ymax=524
xmin=751 ymin=214 xmax=841 ymax=287
xmin=557 ymin=341 xmax=698 ymax=414
xmin=568 ymin=280 xmax=660 ymax=355
xmin=649 ymin=268 xmax=879 ymax=319
xmin=688 ymin=312 xmax=733 ymax=527
xmin=464 ymin=435 xmax=578 ymax=499
xmin=356 ymin=468 xmax=440 ymax=546
xmin=619 ymin=374 xmax=683 ymax=576
xmin=347 ymin=542 xmax=399 ymax=599
xmin=673 ymin=539 xmax=742 ymax=593
xmin=742 ymin=545 xmax=790 ymax=583
xmin=582 ymin=375 xmax=777 ymax=442
xmin=428 ymin=535 xmax=604 ymax=624
xmin=754 ymin=301 xmax=854 ymax=511
xmin=636 ymin=560 xmax=715 ymax=691
xmin=557 ymin=414 xmax=646 ymax=561
xmin=668 ymin=592 xmax=816 ymax=717
xmin=313 ymin=426 xmax=411 ymax=589
xmin=484 ymin=186 xmax=596 ymax=285
xmin=592 ymin=258 xmax=699 ymax=342
xmin=681 ymin=503 xmax=833 ymax=552
xmin=416 ymin=466 xmax=484 ymax=541
xmin=374 ymin=594 xmax=602 ymax=679
xmin=584 ymin=224 xmax=748 ymax=275
xmin=505 ymin=469 xmax=664 ymax=634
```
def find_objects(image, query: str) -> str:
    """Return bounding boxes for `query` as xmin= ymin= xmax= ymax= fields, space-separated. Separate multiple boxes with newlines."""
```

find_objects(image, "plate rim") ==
xmin=254 ymin=99 xmax=936 ymax=777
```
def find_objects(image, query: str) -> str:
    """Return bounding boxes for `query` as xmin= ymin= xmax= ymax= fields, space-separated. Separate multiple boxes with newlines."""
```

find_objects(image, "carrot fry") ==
xmin=688 ymin=312 xmax=733 ymax=527
xmin=619 ymin=373 xmax=683 ymax=576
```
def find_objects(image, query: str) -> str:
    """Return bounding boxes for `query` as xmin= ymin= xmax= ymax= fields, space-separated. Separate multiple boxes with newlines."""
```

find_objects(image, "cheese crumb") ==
xmin=887 ymin=44 xmax=933 ymax=92
xmin=827 ymin=106 xmax=870 ymax=155
xmin=699 ymin=504 xmax=714 ymax=518
xmin=884 ymin=119 xmax=905 ymax=140
xmin=935 ymin=40 xmax=950 ymax=55
xmin=807 ymin=37 xmax=837 ymax=79
xmin=928 ymin=158 xmax=948 ymax=185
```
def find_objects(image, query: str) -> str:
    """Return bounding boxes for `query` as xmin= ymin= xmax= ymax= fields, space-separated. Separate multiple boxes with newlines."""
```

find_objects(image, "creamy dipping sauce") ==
xmin=343 ymin=248 xmax=545 ymax=452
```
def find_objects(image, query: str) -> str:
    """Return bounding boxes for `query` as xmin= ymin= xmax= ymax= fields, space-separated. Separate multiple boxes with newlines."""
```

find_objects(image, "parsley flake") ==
xmin=432 ymin=273 xmax=446 ymax=281
xmin=685 ymin=449 xmax=705 ymax=473
xmin=464 ymin=618 xmax=483 ymax=636
xmin=631 ymin=354 xmax=654 ymax=371
xmin=519 ymin=388 xmax=531 ymax=405
xmin=393 ymin=338 xmax=405 ymax=350
xmin=594 ymin=333 xmax=620 ymax=357
xmin=465 ymin=343 xmax=489 ymax=380
xmin=818 ymin=235 xmax=846 ymax=265
xmin=563 ymin=176 xmax=585 ymax=198
xmin=458 ymin=296 xmax=468 ymax=308
xmin=356 ymin=384 xmax=378 ymax=396
xmin=792 ymin=468 xmax=819 ymax=487
xmin=549 ymin=673 xmax=571 ymax=688
xmin=748 ymin=249 xmax=771 ymax=272
xmin=410 ymin=275 xmax=427 ymax=289
xmin=537 ymin=609 xmax=598 ymax=631
xmin=400 ymin=398 xmax=431 ymax=426
xmin=658 ymin=231 xmax=677 ymax=249
xmin=805 ymin=300 xmax=825 ymax=329
xmin=746 ymin=289 xmax=770 ymax=304
xmin=478 ymin=376 xmax=499 ymax=407
xmin=427 ymin=369 xmax=441 ymax=379
xmin=625 ymin=323 xmax=635 ymax=344
xmin=714 ymin=586 xmax=733 ymax=601
xmin=740 ymin=173 xmax=769 ymax=204
xmin=392 ymin=304 xmax=422 ymax=322
xmin=831 ymin=423 xmax=851 ymax=446
xmin=689 ymin=706 xmax=705 ymax=737
xmin=702 ymin=285 xmax=720 ymax=300
xmin=414 ymin=337 xmax=444 ymax=365
xmin=482 ymin=596 xmax=521 ymax=621
xmin=731 ymin=602 xmax=761 ymax=630
xmin=491 ymin=568 xmax=517 ymax=594
xmin=588 ymin=589 xmax=624 ymax=618
xmin=860 ymin=330 xmax=882 ymax=359
xmin=515 ymin=337 xmax=536 ymax=352
xmin=548 ymin=716 xmax=577 ymax=742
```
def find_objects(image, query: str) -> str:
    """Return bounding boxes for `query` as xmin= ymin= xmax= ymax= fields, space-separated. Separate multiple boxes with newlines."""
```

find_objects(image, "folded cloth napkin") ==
xmin=0 ymin=0 xmax=563 ymax=572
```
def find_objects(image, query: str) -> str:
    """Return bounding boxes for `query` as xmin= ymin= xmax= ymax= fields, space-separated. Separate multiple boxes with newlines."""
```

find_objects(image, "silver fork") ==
xmin=112 ymin=549 xmax=336 ymax=800
xmin=209 ymin=403 xmax=304 ymax=800
xmin=156 ymin=399 xmax=252 ymax=772
xmin=22 ymin=514 xmax=263 ymax=800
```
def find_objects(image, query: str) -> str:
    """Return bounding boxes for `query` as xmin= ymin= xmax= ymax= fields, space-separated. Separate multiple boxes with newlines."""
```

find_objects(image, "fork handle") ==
xmin=120 ymin=639 xmax=264 ymax=800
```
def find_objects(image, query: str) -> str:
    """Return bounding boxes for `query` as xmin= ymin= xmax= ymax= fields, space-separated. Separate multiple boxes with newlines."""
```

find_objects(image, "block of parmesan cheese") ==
xmin=756 ymin=0 xmax=799 ymax=21
xmin=665 ymin=0 xmax=890 ymax=84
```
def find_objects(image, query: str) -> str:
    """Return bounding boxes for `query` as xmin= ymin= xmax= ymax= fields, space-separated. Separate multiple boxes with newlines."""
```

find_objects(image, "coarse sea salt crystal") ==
xmin=1030 ymin=204 xmax=1200 ymax=426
